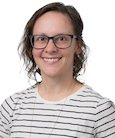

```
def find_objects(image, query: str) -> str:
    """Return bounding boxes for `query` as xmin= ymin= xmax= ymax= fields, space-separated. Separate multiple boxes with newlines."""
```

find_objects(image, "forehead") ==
xmin=33 ymin=11 xmax=74 ymax=35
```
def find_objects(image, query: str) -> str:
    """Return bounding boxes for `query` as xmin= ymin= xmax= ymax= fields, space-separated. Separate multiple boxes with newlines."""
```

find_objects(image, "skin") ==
xmin=32 ymin=11 xmax=83 ymax=101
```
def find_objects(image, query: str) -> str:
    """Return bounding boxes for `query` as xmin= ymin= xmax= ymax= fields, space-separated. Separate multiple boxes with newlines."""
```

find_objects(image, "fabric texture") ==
xmin=0 ymin=84 xmax=115 ymax=138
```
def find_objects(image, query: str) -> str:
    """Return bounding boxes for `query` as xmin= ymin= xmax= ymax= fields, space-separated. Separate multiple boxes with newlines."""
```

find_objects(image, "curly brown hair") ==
xmin=18 ymin=2 xmax=88 ymax=81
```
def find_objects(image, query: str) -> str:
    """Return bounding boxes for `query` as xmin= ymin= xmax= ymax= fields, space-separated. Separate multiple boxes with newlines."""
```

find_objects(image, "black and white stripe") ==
xmin=0 ymin=84 xmax=115 ymax=138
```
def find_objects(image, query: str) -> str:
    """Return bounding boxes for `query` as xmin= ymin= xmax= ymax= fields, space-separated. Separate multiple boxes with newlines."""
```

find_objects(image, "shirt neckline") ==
xmin=34 ymin=84 xmax=88 ymax=104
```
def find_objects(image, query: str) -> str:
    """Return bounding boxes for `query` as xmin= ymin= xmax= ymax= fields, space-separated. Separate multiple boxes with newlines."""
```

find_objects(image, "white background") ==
xmin=0 ymin=0 xmax=115 ymax=104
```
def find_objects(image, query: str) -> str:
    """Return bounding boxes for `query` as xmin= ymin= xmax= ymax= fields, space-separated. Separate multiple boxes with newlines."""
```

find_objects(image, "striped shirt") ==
xmin=0 ymin=84 xmax=115 ymax=138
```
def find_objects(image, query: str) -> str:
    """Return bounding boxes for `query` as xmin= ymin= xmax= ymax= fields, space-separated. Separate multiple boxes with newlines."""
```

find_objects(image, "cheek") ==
xmin=64 ymin=49 xmax=75 ymax=64
xmin=32 ymin=49 xmax=43 ymax=65
xmin=32 ymin=49 xmax=42 ymax=57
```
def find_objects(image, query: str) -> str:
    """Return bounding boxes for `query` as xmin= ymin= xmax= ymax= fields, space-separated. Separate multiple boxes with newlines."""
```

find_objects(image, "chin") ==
xmin=41 ymin=69 xmax=63 ymax=78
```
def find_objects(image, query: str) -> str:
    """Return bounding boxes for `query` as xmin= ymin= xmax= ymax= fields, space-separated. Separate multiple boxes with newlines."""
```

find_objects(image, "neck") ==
xmin=38 ymin=75 xmax=82 ymax=101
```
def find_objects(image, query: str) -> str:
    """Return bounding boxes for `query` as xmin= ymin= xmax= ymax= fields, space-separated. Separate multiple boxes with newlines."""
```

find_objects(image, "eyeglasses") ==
xmin=29 ymin=34 xmax=78 ymax=49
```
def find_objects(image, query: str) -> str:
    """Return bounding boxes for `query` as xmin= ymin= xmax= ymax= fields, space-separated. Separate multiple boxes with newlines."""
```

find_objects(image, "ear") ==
xmin=75 ymin=40 xmax=82 ymax=55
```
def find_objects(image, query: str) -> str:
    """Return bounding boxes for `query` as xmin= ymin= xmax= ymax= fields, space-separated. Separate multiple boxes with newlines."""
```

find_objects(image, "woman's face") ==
xmin=32 ymin=11 xmax=79 ymax=79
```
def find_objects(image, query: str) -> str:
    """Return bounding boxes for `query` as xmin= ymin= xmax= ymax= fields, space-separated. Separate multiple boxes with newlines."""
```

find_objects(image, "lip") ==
xmin=42 ymin=57 xmax=62 ymax=64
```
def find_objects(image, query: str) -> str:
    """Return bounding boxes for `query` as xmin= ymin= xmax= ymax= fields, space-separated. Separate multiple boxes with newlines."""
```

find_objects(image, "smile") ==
xmin=43 ymin=57 xmax=61 ymax=63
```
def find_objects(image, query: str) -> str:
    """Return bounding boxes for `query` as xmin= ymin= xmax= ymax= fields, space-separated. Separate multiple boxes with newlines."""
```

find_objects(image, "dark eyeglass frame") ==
xmin=29 ymin=34 xmax=78 ymax=50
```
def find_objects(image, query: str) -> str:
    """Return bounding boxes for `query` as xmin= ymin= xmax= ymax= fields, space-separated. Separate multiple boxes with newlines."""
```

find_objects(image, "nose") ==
xmin=44 ymin=39 xmax=58 ymax=53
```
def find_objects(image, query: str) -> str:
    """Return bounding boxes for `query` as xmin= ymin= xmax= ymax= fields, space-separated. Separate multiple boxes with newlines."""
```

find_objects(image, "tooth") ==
xmin=44 ymin=58 xmax=59 ymax=62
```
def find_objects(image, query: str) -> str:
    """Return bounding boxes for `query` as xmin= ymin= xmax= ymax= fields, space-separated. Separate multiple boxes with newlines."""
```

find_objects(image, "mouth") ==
xmin=43 ymin=57 xmax=62 ymax=64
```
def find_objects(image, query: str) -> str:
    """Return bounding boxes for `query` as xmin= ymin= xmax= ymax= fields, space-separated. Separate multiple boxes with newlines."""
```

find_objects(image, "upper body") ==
xmin=0 ymin=84 xmax=115 ymax=138
xmin=0 ymin=2 xmax=115 ymax=138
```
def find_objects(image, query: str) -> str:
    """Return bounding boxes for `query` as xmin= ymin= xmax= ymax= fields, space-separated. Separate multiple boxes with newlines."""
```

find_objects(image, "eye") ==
xmin=34 ymin=36 xmax=47 ymax=43
xmin=57 ymin=36 xmax=67 ymax=41
xmin=54 ymin=35 xmax=69 ymax=44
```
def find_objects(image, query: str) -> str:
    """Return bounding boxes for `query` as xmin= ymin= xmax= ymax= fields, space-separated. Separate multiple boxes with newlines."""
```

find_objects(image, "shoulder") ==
xmin=82 ymin=85 xmax=115 ymax=114
xmin=0 ymin=84 xmax=37 ymax=113
xmin=11 ymin=84 xmax=37 ymax=101
xmin=74 ymin=85 xmax=115 ymax=109
xmin=74 ymin=85 xmax=104 ymax=103
xmin=0 ymin=84 xmax=37 ymax=137
xmin=74 ymin=85 xmax=115 ymax=122
xmin=84 ymin=86 xmax=115 ymax=137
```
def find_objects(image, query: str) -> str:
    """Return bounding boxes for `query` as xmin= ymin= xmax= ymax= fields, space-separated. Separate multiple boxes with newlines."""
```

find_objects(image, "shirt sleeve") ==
xmin=0 ymin=96 xmax=14 ymax=138
xmin=94 ymin=98 xmax=115 ymax=137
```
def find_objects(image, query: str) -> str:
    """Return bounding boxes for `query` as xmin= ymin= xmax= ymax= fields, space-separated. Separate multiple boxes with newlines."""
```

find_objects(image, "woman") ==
xmin=0 ymin=2 xmax=115 ymax=138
